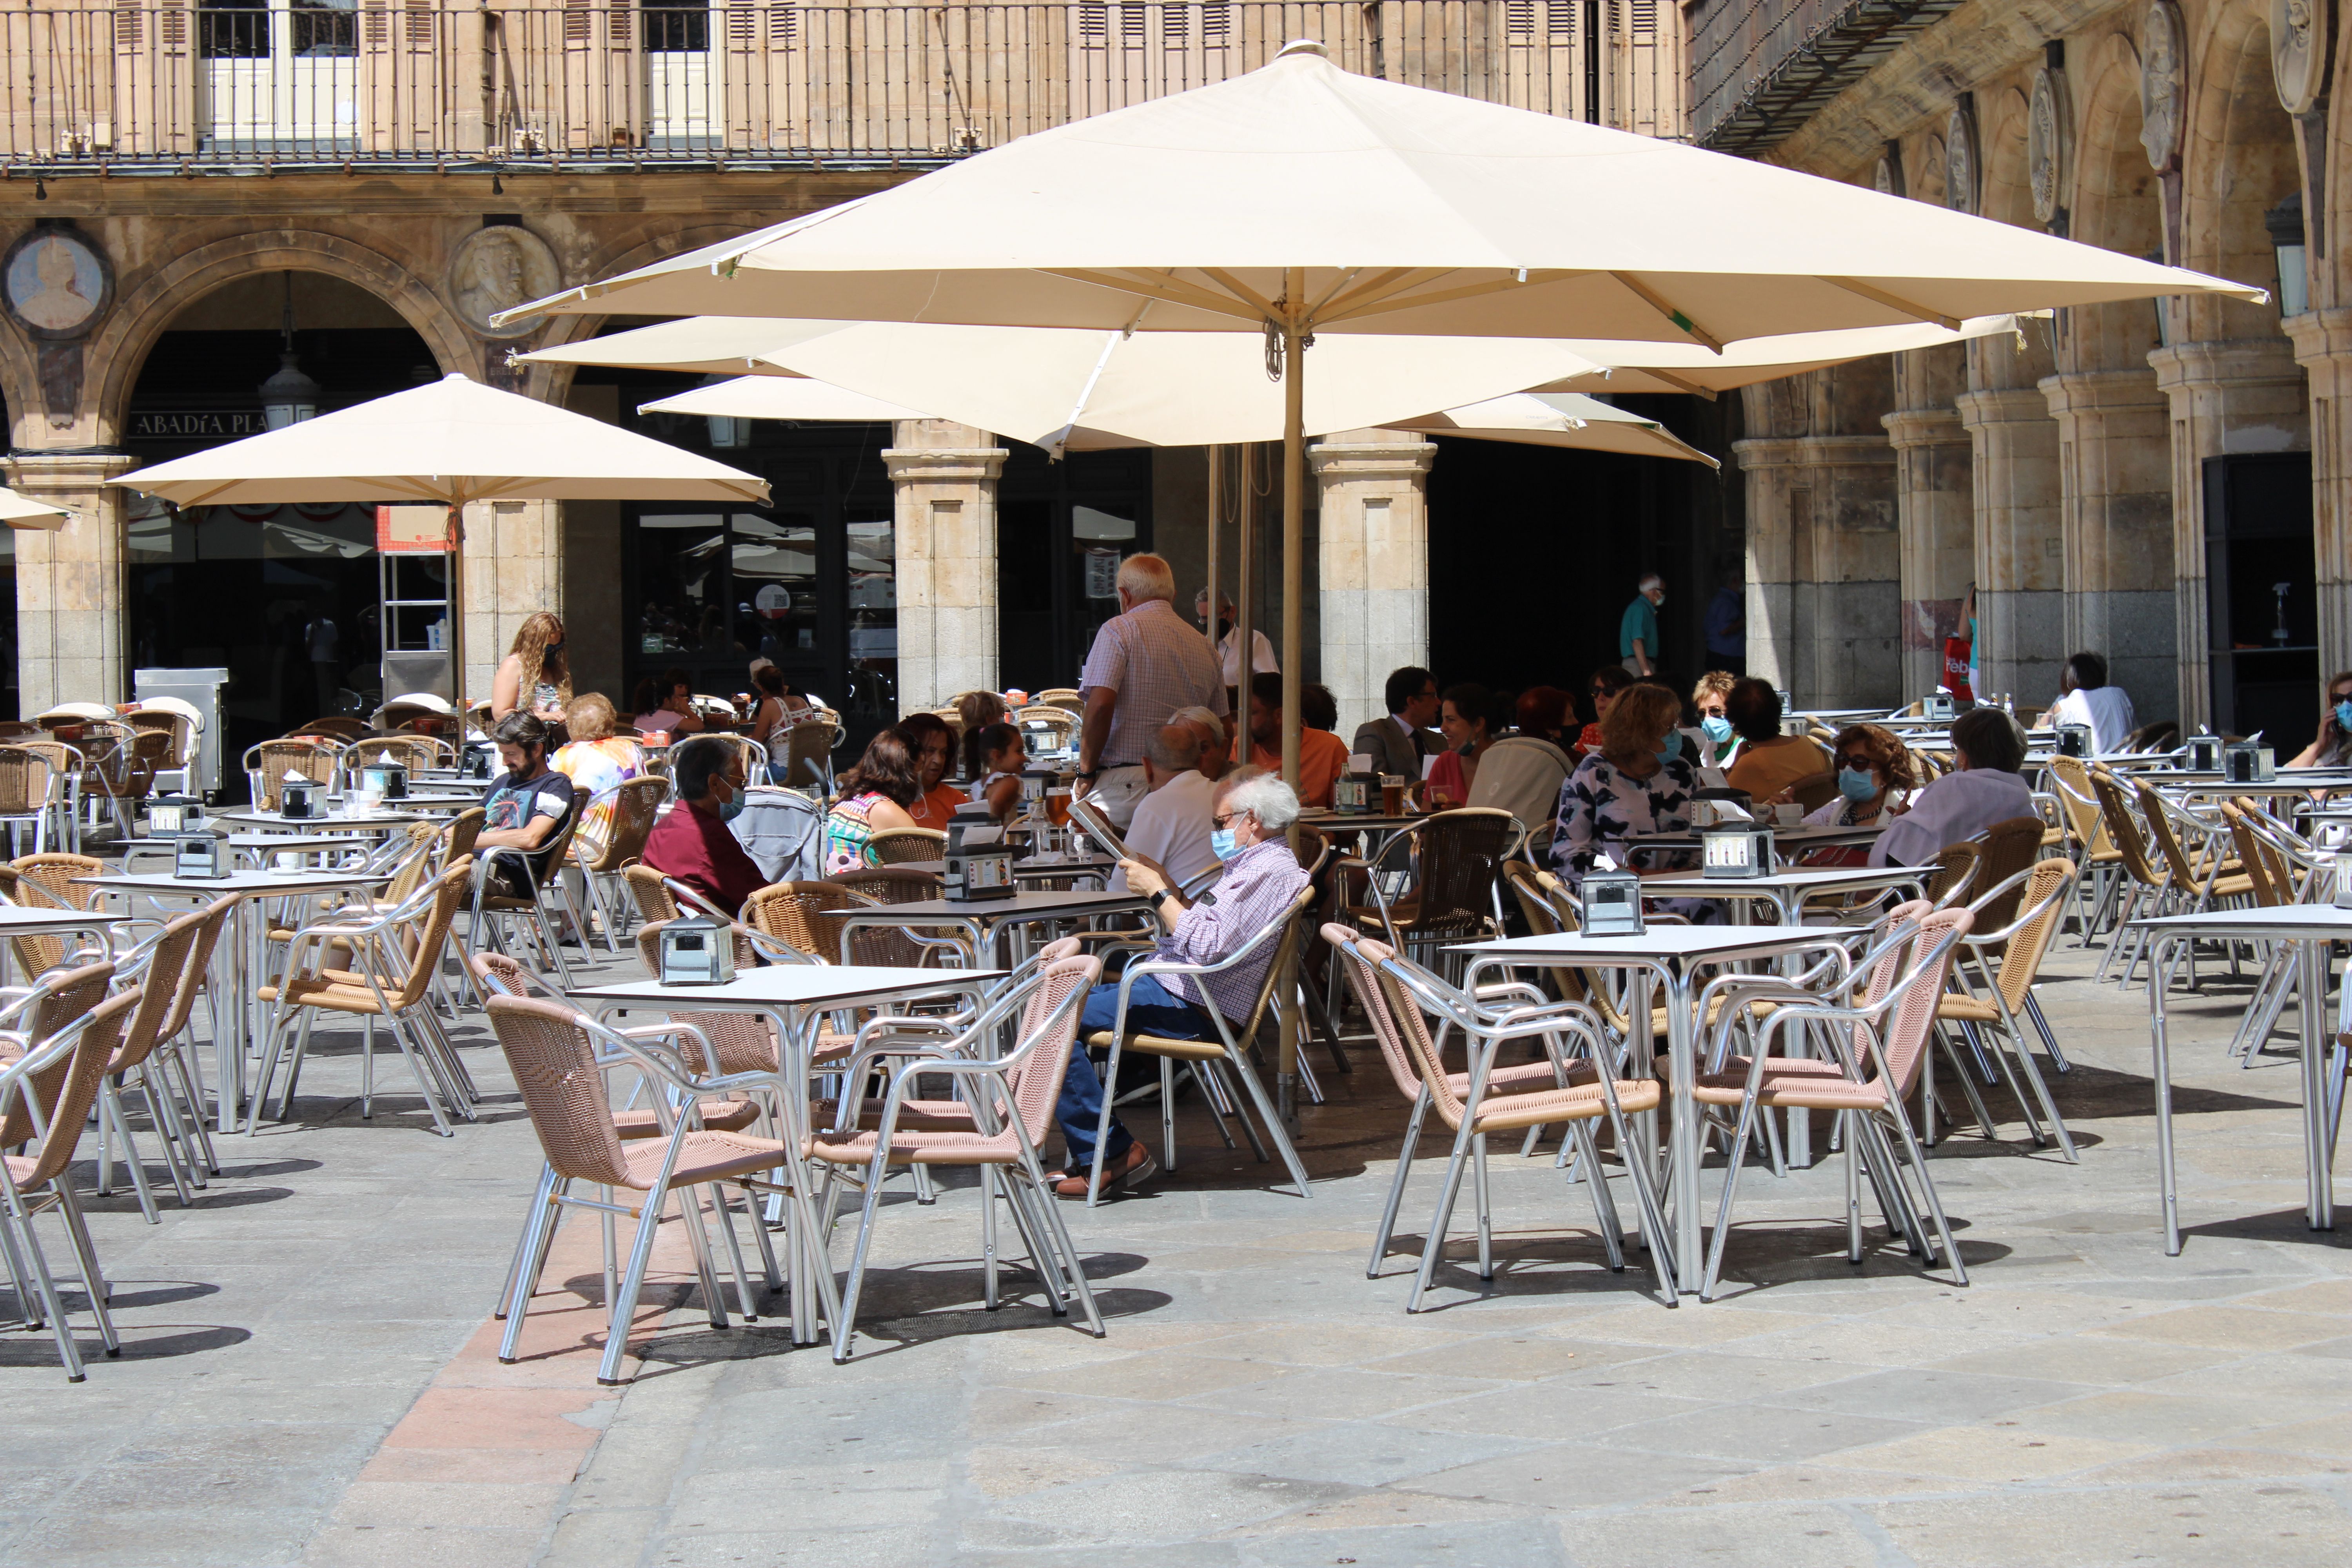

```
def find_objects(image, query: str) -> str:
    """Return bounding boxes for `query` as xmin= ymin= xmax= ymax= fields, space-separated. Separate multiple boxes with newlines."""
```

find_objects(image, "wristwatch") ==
xmin=1149 ymin=889 xmax=1171 ymax=911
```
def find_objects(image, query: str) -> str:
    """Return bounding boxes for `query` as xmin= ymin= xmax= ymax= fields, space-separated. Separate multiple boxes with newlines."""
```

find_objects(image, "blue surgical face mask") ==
xmin=1209 ymin=827 xmax=1239 ymax=862
xmin=1838 ymin=766 xmax=1879 ymax=803
xmin=717 ymin=798 xmax=745 ymax=823
xmin=2334 ymin=699 xmax=2352 ymax=733
xmin=1655 ymin=731 xmax=1683 ymax=764
xmin=1701 ymin=715 xmax=1733 ymax=744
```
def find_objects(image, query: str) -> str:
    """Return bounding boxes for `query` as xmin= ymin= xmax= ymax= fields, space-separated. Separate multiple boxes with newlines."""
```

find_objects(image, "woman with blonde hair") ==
xmin=550 ymin=692 xmax=644 ymax=855
xmin=1546 ymin=681 xmax=1702 ymax=911
xmin=492 ymin=611 xmax=571 ymax=724
xmin=1691 ymin=669 xmax=1739 ymax=763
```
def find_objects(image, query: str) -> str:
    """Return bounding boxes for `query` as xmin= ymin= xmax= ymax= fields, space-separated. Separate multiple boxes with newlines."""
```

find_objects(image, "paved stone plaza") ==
xmin=2 ymin=927 xmax=2347 ymax=1567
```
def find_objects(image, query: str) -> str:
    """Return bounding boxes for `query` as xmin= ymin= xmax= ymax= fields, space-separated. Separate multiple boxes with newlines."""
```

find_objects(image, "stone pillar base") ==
xmin=4 ymin=450 xmax=138 ymax=715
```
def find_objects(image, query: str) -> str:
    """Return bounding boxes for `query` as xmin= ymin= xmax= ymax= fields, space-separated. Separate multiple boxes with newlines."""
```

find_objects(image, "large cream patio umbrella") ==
xmin=0 ymin=485 xmax=72 ymax=530
xmin=498 ymin=38 xmax=2254 ymax=794
xmin=118 ymin=372 xmax=768 ymax=704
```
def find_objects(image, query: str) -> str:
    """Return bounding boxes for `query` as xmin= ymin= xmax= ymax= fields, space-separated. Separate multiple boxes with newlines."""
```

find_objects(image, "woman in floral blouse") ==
xmin=1549 ymin=682 xmax=1709 ymax=918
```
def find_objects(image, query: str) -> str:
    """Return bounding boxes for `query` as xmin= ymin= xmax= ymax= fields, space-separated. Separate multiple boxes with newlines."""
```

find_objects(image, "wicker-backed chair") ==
xmin=743 ymin=880 xmax=868 ymax=962
xmin=622 ymin=864 xmax=681 ymax=927
xmin=69 ymin=720 xmax=151 ymax=838
xmin=348 ymin=734 xmax=443 ymax=774
xmin=296 ymin=717 xmax=372 ymax=741
xmin=828 ymin=865 xmax=962 ymax=967
xmin=0 ymin=746 xmax=56 ymax=857
xmin=1339 ymin=807 xmax=1513 ymax=970
xmin=1014 ymin=706 xmax=1078 ymax=755
xmin=124 ymin=709 xmax=197 ymax=795
xmin=1967 ymin=815 xmax=2051 ymax=936
xmin=867 ymin=826 xmax=948 ymax=865
xmin=778 ymin=720 xmax=840 ymax=795
xmin=1922 ymin=841 xmax=1980 ymax=911
xmin=9 ymin=739 xmax=81 ymax=851
xmin=1786 ymin=769 xmax=1841 ymax=814
xmin=469 ymin=802 xmax=589 ymax=988
xmin=4 ymin=853 xmax=110 ymax=977
xmin=245 ymin=738 xmax=342 ymax=811
xmin=573 ymin=778 xmax=669 ymax=951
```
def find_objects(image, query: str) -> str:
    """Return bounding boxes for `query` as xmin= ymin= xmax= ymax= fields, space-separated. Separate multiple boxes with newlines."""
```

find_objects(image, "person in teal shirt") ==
xmin=1619 ymin=573 xmax=1665 ymax=676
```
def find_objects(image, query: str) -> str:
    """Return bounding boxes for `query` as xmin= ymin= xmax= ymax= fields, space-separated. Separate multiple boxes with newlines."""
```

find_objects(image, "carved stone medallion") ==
xmin=1944 ymin=102 xmax=1980 ymax=215
xmin=2 ymin=225 xmax=111 ymax=340
xmin=2272 ymin=0 xmax=2329 ymax=115
xmin=2140 ymin=0 xmax=2187 ymax=172
xmin=2029 ymin=67 xmax=2072 ymax=225
xmin=447 ymin=225 xmax=562 ymax=339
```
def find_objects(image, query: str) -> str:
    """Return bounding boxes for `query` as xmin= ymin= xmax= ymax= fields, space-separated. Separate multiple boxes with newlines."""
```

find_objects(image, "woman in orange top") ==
xmin=1722 ymin=677 xmax=1831 ymax=800
xmin=898 ymin=712 xmax=968 ymax=831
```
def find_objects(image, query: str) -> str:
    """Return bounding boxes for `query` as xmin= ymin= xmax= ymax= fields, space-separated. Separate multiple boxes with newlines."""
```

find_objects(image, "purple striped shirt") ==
xmin=1155 ymin=837 xmax=1307 ymax=1021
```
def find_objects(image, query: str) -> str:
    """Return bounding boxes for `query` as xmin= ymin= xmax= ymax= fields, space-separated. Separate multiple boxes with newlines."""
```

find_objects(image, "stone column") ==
xmin=4 ymin=450 xmax=138 ymax=713
xmin=1309 ymin=429 xmax=1435 ymax=734
xmin=2149 ymin=339 xmax=2310 ymax=730
xmin=1730 ymin=430 xmax=1902 ymax=708
xmin=459 ymin=499 xmax=563 ymax=705
xmin=885 ymin=420 xmax=1007 ymax=714
xmin=1954 ymin=388 xmax=2064 ymax=704
xmin=2284 ymin=310 xmax=2352 ymax=682
xmin=2038 ymin=369 xmax=2175 ymax=720
xmin=1886 ymin=346 xmax=1974 ymax=698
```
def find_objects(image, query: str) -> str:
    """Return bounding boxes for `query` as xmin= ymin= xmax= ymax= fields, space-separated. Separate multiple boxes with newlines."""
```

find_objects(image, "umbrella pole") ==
xmin=1236 ymin=446 xmax=1254 ymax=746
xmin=1205 ymin=444 xmax=1221 ymax=668
xmin=1276 ymin=302 xmax=1307 ymax=1134
xmin=446 ymin=503 xmax=466 ymax=720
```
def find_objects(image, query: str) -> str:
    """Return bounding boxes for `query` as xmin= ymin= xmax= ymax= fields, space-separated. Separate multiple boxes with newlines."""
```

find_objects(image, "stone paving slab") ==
xmin=2 ymin=922 xmax=2348 ymax=1564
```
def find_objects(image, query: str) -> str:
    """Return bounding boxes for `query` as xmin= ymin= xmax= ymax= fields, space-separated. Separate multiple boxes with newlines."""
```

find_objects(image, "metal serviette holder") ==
xmin=173 ymin=835 xmax=227 ymax=880
xmin=148 ymin=794 xmax=205 ymax=836
xmin=360 ymin=762 xmax=409 ymax=799
xmin=1579 ymin=867 xmax=1645 ymax=935
xmin=1702 ymin=822 xmax=1774 ymax=879
xmin=2183 ymin=731 xmax=2224 ymax=771
xmin=279 ymin=779 xmax=320 ymax=819
xmin=2223 ymin=740 xmax=2276 ymax=784
xmin=657 ymin=913 xmax=735 ymax=985
xmin=1922 ymin=692 xmax=1957 ymax=721
xmin=2054 ymin=723 xmax=2092 ymax=758
xmin=945 ymin=802 xmax=1017 ymax=903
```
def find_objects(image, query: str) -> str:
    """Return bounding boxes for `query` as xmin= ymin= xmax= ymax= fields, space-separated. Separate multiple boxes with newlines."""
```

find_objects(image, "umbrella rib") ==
xmin=1822 ymin=277 xmax=1963 ymax=331
xmin=1320 ymin=273 xmax=1573 ymax=325
xmin=1314 ymin=268 xmax=1455 ymax=322
xmin=1041 ymin=269 xmax=1264 ymax=324
xmin=1198 ymin=269 xmax=1285 ymax=323
xmin=1608 ymin=274 xmax=1724 ymax=351
xmin=1620 ymin=365 xmax=1720 ymax=401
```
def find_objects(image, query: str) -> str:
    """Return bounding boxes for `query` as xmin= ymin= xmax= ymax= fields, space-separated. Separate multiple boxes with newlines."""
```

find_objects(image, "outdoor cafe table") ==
xmin=216 ymin=808 xmax=428 ymax=834
xmin=75 ymin=868 xmax=392 ymax=1132
xmin=2129 ymin=905 xmax=2350 ymax=1255
xmin=225 ymin=833 xmax=368 ymax=868
xmin=565 ymin=963 xmax=1004 ymax=1345
xmin=1644 ymin=864 xmax=1930 ymax=924
xmin=895 ymin=855 xmax=1118 ymax=888
xmin=1454 ymin=925 xmax=1856 ymax=1296
xmin=1622 ymin=823 xmax=1884 ymax=855
xmin=827 ymin=888 xmax=1151 ymax=967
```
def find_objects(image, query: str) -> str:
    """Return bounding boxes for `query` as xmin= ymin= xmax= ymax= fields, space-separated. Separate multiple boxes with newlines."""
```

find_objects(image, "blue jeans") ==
xmin=1057 ymin=974 xmax=1214 ymax=1169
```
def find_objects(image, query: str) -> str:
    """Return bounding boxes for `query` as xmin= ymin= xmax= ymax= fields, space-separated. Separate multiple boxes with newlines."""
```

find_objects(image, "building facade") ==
xmin=1696 ymin=0 xmax=2337 ymax=755
xmin=0 ymin=1 xmax=1688 ymax=775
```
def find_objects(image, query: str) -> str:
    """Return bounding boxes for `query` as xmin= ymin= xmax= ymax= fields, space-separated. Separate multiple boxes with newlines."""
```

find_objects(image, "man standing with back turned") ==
xmin=1073 ymin=554 xmax=1230 ymax=832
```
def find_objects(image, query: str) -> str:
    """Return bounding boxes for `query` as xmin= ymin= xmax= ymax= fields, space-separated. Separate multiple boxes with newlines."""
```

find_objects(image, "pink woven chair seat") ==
xmin=619 ymin=1131 xmax=787 ymax=1191
xmin=1691 ymin=1071 xmax=1890 ymax=1111
xmin=612 ymin=1099 xmax=761 ymax=1139
xmin=804 ymin=1123 xmax=1026 ymax=1166
xmin=1470 ymin=1077 xmax=1662 ymax=1134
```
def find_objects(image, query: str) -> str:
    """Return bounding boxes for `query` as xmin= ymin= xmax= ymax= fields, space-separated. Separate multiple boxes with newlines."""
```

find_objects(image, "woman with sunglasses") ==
xmin=2287 ymin=671 xmax=2352 ymax=769
xmin=1786 ymin=723 xmax=1915 ymax=867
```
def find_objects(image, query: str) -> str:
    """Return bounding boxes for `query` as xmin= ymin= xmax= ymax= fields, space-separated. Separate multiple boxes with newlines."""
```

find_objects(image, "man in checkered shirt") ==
xmin=1072 ymin=553 xmax=1230 ymax=832
xmin=1044 ymin=768 xmax=1308 ymax=1199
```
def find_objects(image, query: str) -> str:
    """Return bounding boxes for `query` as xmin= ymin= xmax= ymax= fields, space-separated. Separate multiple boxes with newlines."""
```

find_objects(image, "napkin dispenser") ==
xmin=1579 ymin=866 xmax=1645 ymax=936
xmin=172 ymin=835 xmax=227 ymax=880
xmin=2183 ymin=731 xmax=2224 ymax=771
xmin=1702 ymin=822 xmax=1775 ymax=879
xmin=1018 ymin=768 xmax=1055 ymax=810
xmin=2054 ymin=723 xmax=2092 ymax=759
xmin=2223 ymin=740 xmax=2276 ymax=784
xmin=946 ymin=802 xmax=1018 ymax=902
xmin=1922 ymin=692 xmax=1957 ymax=721
xmin=463 ymin=744 xmax=492 ymax=779
xmin=148 ymin=794 xmax=205 ymax=836
xmin=360 ymin=762 xmax=408 ymax=800
xmin=279 ymin=779 xmax=320 ymax=819
xmin=657 ymin=913 xmax=735 ymax=986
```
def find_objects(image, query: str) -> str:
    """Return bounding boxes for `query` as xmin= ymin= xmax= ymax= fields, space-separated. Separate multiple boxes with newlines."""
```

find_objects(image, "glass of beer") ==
xmin=1380 ymin=775 xmax=1406 ymax=814
xmin=1046 ymin=786 xmax=1073 ymax=829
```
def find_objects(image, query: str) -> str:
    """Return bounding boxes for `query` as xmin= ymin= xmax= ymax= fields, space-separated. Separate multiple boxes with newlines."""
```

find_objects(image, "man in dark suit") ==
xmin=1350 ymin=666 xmax=1443 ymax=780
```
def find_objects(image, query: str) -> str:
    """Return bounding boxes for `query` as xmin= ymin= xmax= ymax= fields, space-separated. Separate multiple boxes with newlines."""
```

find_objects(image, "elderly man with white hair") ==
xmin=1109 ymin=724 xmax=1223 ymax=896
xmin=1046 ymin=768 xmax=1309 ymax=1199
xmin=1171 ymin=704 xmax=1229 ymax=780
xmin=1073 ymin=553 xmax=1231 ymax=831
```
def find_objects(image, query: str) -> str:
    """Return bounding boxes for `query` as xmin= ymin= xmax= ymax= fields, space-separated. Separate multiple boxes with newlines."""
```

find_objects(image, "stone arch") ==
xmin=2070 ymin=33 xmax=2166 ymax=370
xmin=1971 ymin=85 xmax=2054 ymax=391
xmin=82 ymin=229 xmax=473 ymax=447
xmin=2178 ymin=6 xmax=2299 ymax=342
xmin=0 ymin=309 xmax=40 ymax=450
xmin=510 ymin=222 xmax=752 ymax=405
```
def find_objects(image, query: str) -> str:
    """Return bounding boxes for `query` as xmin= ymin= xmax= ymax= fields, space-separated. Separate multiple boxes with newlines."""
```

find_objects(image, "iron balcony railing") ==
xmin=1 ymin=1 xmax=1682 ymax=174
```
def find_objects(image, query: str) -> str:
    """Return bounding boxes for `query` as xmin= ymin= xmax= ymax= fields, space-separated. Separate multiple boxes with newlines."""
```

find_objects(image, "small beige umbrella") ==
xmin=638 ymin=377 xmax=933 ymax=423
xmin=118 ymin=372 xmax=768 ymax=704
xmin=0 ymin=485 xmax=72 ymax=531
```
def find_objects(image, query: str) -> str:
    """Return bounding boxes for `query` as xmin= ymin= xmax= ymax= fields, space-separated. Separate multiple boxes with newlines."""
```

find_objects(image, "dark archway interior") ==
xmin=125 ymin=272 xmax=439 ymax=786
